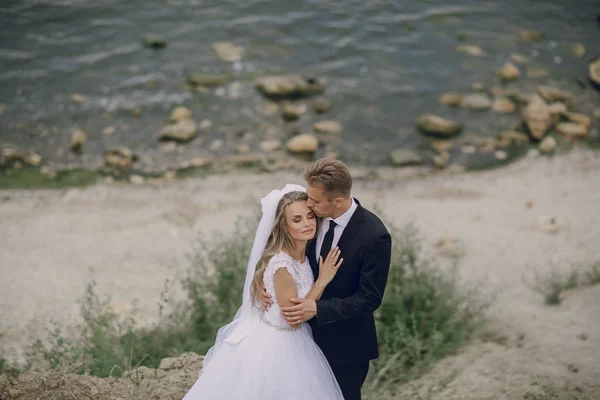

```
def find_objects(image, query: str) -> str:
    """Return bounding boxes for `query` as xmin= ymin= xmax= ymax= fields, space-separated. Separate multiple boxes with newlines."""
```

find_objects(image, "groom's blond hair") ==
xmin=304 ymin=158 xmax=352 ymax=199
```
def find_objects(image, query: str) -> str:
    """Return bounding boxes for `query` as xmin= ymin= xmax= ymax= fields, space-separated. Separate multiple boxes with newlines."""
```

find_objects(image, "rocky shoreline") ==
xmin=1 ymin=34 xmax=600 ymax=188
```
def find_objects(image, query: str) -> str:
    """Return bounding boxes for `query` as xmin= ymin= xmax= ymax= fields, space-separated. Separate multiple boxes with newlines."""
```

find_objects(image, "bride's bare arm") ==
xmin=272 ymin=269 xmax=298 ymax=308
xmin=279 ymin=248 xmax=343 ymax=326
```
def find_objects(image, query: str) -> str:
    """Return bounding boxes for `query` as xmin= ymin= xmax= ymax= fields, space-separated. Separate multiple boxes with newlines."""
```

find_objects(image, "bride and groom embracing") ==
xmin=183 ymin=158 xmax=392 ymax=400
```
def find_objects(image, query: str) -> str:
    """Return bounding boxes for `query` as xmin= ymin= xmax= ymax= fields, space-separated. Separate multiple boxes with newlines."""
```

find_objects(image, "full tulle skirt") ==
xmin=183 ymin=319 xmax=344 ymax=400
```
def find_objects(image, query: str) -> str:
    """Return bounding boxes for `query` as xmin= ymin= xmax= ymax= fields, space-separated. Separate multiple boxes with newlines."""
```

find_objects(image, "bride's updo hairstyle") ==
xmin=251 ymin=191 xmax=308 ymax=304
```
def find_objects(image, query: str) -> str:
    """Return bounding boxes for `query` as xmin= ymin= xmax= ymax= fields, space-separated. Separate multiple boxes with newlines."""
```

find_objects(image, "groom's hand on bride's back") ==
xmin=260 ymin=285 xmax=273 ymax=310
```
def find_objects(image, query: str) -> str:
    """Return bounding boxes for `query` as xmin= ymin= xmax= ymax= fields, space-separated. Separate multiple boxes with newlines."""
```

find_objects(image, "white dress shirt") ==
xmin=315 ymin=197 xmax=358 ymax=260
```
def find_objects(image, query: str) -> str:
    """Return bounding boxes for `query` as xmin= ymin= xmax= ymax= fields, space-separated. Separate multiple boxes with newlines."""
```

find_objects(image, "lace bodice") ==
xmin=260 ymin=251 xmax=314 ymax=329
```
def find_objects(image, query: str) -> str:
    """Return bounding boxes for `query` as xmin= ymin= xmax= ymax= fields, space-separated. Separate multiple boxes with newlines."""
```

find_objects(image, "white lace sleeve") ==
xmin=263 ymin=252 xmax=297 ymax=299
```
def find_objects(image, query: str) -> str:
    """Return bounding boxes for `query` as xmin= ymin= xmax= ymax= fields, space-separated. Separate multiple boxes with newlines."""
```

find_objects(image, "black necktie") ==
xmin=320 ymin=220 xmax=337 ymax=262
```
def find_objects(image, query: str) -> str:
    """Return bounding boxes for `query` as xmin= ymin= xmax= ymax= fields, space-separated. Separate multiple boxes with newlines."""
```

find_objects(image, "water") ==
xmin=1 ymin=0 xmax=599 ymax=171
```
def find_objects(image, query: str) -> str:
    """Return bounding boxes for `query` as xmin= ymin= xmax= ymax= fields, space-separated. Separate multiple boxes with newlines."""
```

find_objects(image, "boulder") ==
xmin=460 ymin=94 xmax=491 ymax=111
xmin=539 ymin=136 xmax=557 ymax=154
xmin=142 ymin=34 xmax=167 ymax=49
xmin=536 ymin=86 xmax=574 ymax=103
xmin=416 ymin=114 xmax=462 ymax=138
xmin=313 ymin=120 xmax=343 ymax=135
xmin=510 ymin=53 xmax=530 ymax=64
xmin=259 ymin=139 xmax=282 ymax=152
xmin=212 ymin=41 xmax=244 ymax=62
xmin=312 ymin=97 xmax=332 ymax=113
xmin=23 ymin=152 xmax=42 ymax=167
xmin=519 ymin=30 xmax=544 ymax=42
xmin=256 ymin=76 xmax=325 ymax=98
xmin=282 ymin=103 xmax=307 ymax=120
xmin=439 ymin=93 xmax=463 ymax=107
xmin=188 ymin=73 xmax=231 ymax=87
xmin=564 ymin=113 xmax=592 ymax=129
xmin=521 ymin=95 xmax=553 ymax=140
xmin=497 ymin=62 xmax=520 ymax=81
xmin=572 ymin=43 xmax=586 ymax=58
xmin=159 ymin=119 xmax=197 ymax=143
xmin=527 ymin=66 xmax=550 ymax=79
xmin=455 ymin=44 xmax=484 ymax=56
xmin=389 ymin=149 xmax=423 ymax=167
xmin=496 ymin=130 xmax=529 ymax=148
xmin=104 ymin=147 xmax=136 ymax=168
xmin=548 ymin=102 xmax=568 ymax=118
xmin=70 ymin=129 xmax=87 ymax=152
xmin=556 ymin=122 xmax=589 ymax=138
xmin=589 ymin=58 xmax=600 ymax=89
xmin=491 ymin=97 xmax=516 ymax=114
xmin=169 ymin=106 xmax=192 ymax=122
xmin=286 ymin=134 xmax=319 ymax=153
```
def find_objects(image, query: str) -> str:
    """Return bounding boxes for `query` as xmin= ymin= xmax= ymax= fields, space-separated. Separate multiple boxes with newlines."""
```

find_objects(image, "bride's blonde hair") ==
xmin=251 ymin=191 xmax=309 ymax=304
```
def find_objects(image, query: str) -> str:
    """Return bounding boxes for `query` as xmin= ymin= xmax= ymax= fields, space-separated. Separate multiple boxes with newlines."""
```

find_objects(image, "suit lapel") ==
xmin=308 ymin=199 xmax=365 ymax=279
xmin=307 ymin=237 xmax=318 ymax=277
xmin=336 ymin=199 xmax=365 ymax=253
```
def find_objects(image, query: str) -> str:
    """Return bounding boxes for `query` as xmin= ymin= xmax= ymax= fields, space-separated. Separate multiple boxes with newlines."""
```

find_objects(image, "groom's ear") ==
xmin=333 ymin=197 xmax=344 ymax=208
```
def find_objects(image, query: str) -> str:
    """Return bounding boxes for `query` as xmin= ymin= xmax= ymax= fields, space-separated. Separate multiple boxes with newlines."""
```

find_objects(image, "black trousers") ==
xmin=330 ymin=361 xmax=370 ymax=400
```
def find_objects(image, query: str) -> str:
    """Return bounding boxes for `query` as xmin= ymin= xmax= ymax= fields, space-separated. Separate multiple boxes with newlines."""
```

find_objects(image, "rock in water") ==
xmin=519 ymin=30 xmax=544 ymax=42
xmin=497 ymin=62 xmax=520 ymax=81
xmin=416 ymin=114 xmax=462 ymax=138
xmin=536 ymin=86 xmax=574 ymax=104
xmin=460 ymin=94 xmax=491 ymax=111
xmin=455 ymin=44 xmax=484 ymax=56
xmin=556 ymin=123 xmax=589 ymax=138
xmin=492 ymin=97 xmax=516 ymax=114
xmin=188 ymin=73 xmax=231 ymax=87
xmin=159 ymin=119 xmax=197 ymax=143
xmin=70 ymin=129 xmax=87 ymax=152
xmin=259 ymin=140 xmax=282 ymax=153
xmin=312 ymin=97 xmax=332 ymax=113
xmin=439 ymin=93 xmax=463 ymax=107
xmin=256 ymin=76 xmax=325 ymax=99
xmin=521 ymin=95 xmax=553 ymax=140
xmin=313 ymin=120 xmax=343 ymax=135
xmin=282 ymin=103 xmax=307 ymax=120
xmin=104 ymin=147 xmax=136 ymax=168
xmin=142 ymin=34 xmax=167 ymax=49
xmin=539 ymin=136 xmax=557 ymax=154
xmin=286 ymin=134 xmax=319 ymax=154
xmin=169 ymin=106 xmax=193 ymax=122
xmin=388 ymin=149 xmax=423 ymax=167
xmin=572 ymin=43 xmax=586 ymax=58
xmin=212 ymin=41 xmax=244 ymax=62
xmin=564 ymin=113 xmax=592 ymax=129
xmin=24 ymin=152 xmax=42 ymax=166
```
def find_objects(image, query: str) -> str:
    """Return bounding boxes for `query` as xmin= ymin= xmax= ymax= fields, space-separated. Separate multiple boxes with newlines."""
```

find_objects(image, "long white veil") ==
xmin=200 ymin=184 xmax=307 ymax=373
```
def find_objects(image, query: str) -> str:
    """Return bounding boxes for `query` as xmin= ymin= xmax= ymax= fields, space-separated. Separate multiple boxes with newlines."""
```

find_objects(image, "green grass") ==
xmin=524 ymin=262 xmax=600 ymax=305
xmin=0 ymin=167 xmax=101 ymax=189
xmin=7 ymin=218 xmax=485 ymax=397
xmin=364 ymin=224 xmax=486 ymax=398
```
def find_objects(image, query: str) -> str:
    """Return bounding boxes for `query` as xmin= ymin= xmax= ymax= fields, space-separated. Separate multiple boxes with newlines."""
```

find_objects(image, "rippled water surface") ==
xmin=1 ymin=0 xmax=599 ymax=169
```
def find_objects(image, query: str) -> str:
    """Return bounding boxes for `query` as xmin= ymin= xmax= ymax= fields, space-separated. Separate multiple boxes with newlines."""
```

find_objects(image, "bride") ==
xmin=182 ymin=184 xmax=345 ymax=399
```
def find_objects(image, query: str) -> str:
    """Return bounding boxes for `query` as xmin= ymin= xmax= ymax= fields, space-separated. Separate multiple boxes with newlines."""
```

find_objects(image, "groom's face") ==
xmin=306 ymin=184 xmax=336 ymax=218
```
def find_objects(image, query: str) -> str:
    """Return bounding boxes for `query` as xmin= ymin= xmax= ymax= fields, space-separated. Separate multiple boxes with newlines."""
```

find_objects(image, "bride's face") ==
xmin=285 ymin=200 xmax=317 ymax=241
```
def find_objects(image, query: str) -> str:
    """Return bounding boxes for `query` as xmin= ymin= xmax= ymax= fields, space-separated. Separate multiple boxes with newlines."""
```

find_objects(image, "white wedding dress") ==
xmin=182 ymin=251 xmax=344 ymax=400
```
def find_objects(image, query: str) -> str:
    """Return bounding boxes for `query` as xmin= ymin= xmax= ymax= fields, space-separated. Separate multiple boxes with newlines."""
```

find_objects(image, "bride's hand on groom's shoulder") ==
xmin=260 ymin=285 xmax=273 ymax=311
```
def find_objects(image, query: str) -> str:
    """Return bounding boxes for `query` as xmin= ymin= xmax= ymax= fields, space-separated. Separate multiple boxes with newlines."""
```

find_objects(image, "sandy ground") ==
xmin=1 ymin=147 xmax=600 ymax=399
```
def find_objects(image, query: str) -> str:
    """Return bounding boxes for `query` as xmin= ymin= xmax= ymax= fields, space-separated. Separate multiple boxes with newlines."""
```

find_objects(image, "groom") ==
xmin=275 ymin=158 xmax=391 ymax=400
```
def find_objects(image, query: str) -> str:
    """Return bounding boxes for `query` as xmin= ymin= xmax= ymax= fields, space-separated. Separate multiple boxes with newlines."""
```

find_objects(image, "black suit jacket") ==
xmin=308 ymin=199 xmax=392 ymax=364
